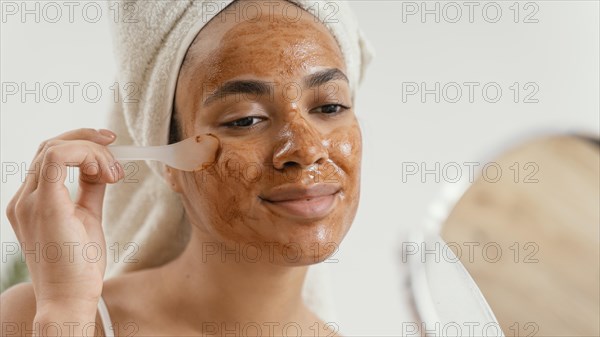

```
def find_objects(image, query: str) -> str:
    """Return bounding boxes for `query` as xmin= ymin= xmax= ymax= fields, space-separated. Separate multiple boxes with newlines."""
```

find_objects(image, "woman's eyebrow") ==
xmin=203 ymin=80 xmax=272 ymax=107
xmin=202 ymin=68 xmax=348 ymax=107
xmin=304 ymin=68 xmax=349 ymax=88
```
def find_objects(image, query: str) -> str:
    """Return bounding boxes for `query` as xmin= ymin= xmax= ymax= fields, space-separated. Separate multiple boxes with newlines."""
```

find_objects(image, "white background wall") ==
xmin=1 ymin=1 xmax=598 ymax=336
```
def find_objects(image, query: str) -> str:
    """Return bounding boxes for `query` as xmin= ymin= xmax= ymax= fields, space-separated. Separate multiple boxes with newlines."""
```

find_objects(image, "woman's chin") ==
xmin=252 ymin=232 xmax=345 ymax=266
xmin=210 ymin=232 xmax=345 ymax=266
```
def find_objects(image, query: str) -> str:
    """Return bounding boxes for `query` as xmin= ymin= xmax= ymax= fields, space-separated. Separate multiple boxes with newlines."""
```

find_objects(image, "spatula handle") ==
xmin=108 ymin=145 xmax=162 ymax=161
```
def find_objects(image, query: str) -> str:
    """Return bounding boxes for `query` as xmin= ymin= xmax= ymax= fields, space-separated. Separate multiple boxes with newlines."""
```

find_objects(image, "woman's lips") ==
xmin=260 ymin=183 xmax=341 ymax=220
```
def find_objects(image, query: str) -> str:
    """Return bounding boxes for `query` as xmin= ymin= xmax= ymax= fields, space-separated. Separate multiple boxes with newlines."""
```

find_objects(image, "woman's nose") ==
xmin=272 ymin=115 xmax=328 ymax=170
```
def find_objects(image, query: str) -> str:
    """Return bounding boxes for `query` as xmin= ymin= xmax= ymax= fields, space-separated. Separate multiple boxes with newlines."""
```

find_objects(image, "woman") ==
xmin=1 ymin=1 xmax=372 ymax=336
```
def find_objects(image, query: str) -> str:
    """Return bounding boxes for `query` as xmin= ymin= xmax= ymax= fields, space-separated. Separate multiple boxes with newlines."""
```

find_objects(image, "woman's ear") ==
xmin=164 ymin=165 xmax=183 ymax=193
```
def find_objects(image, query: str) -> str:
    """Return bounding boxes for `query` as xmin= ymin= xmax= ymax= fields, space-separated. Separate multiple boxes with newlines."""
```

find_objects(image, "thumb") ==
xmin=75 ymin=177 xmax=109 ymax=221
xmin=75 ymin=162 xmax=124 ymax=219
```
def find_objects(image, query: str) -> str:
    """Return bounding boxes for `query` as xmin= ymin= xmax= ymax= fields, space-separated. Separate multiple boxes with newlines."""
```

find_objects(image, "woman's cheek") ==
xmin=325 ymin=121 xmax=362 ymax=230
xmin=326 ymin=120 xmax=362 ymax=186
xmin=184 ymin=139 xmax=270 ymax=237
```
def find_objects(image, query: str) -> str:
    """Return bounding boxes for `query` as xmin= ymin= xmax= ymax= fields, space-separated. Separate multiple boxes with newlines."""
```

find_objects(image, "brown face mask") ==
xmin=168 ymin=0 xmax=362 ymax=266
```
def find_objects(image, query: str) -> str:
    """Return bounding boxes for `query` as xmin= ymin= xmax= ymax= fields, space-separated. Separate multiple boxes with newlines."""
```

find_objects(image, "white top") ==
xmin=97 ymin=296 xmax=115 ymax=337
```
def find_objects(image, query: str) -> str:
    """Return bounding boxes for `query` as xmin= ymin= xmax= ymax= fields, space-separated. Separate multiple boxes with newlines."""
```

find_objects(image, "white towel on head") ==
xmin=103 ymin=0 xmax=374 ymax=322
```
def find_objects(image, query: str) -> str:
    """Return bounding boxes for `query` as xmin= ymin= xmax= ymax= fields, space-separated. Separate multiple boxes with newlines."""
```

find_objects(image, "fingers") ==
xmin=35 ymin=128 xmax=116 ymax=157
xmin=29 ymin=128 xmax=116 ymax=175
xmin=76 ymin=160 xmax=123 ymax=219
xmin=24 ymin=129 xmax=118 ymax=193
xmin=6 ymin=128 xmax=124 ymax=231
xmin=7 ymin=129 xmax=118 ymax=221
xmin=36 ymin=139 xmax=123 ymax=194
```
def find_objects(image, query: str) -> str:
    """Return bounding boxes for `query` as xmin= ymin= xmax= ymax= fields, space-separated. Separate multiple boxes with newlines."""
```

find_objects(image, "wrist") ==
xmin=36 ymin=298 xmax=99 ymax=319
xmin=33 ymin=315 xmax=98 ymax=337
xmin=34 ymin=306 xmax=98 ymax=337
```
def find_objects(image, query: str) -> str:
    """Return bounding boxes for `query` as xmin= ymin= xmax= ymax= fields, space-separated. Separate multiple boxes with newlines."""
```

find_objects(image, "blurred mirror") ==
xmin=406 ymin=231 xmax=504 ymax=337
xmin=440 ymin=134 xmax=600 ymax=336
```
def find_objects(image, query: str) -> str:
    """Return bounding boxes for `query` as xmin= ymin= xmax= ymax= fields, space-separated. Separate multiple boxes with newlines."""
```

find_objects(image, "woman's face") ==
xmin=169 ymin=0 xmax=361 ymax=265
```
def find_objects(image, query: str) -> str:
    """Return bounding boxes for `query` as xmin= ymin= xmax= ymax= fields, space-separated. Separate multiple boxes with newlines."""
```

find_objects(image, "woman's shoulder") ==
xmin=0 ymin=282 xmax=36 ymax=335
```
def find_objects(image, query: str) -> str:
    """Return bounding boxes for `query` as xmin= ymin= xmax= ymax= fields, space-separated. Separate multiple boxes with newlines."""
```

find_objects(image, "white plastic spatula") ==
xmin=108 ymin=134 xmax=220 ymax=171
xmin=406 ymin=231 xmax=505 ymax=337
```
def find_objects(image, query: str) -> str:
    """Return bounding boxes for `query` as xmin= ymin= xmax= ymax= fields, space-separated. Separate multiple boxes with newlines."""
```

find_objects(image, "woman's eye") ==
xmin=314 ymin=104 xmax=349 ymax=115
xmin=225 ymin=117 xmax=263 ymax=128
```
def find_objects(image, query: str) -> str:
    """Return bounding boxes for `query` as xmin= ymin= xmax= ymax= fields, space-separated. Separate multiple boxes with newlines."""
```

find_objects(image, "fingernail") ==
xmin=99 ymin=129 xmax=116 ymax=139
